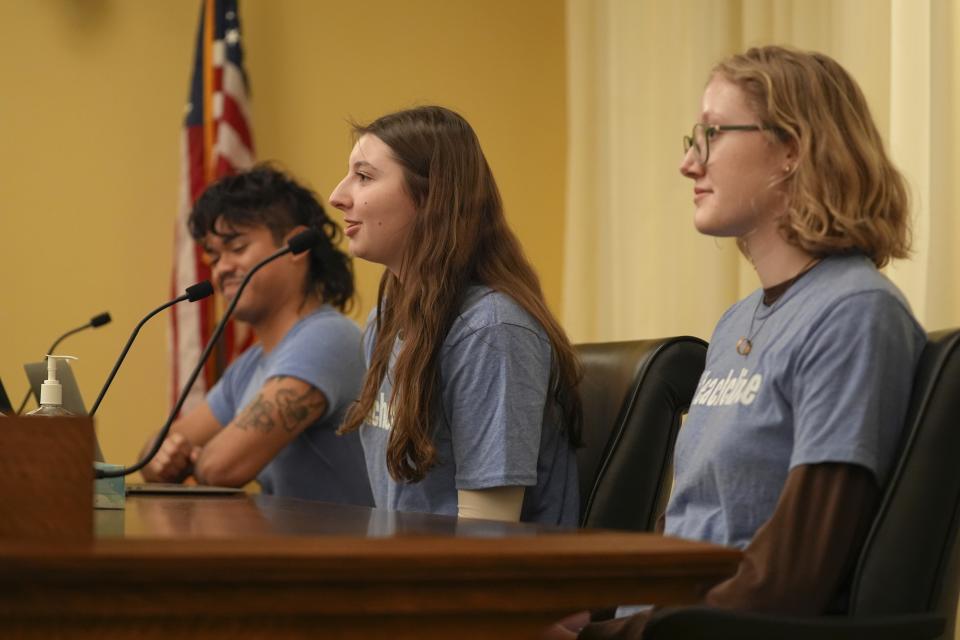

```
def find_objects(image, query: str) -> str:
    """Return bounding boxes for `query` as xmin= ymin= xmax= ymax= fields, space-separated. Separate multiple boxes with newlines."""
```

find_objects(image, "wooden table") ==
xmin=0 ymin=494 xmax=740 ymax=639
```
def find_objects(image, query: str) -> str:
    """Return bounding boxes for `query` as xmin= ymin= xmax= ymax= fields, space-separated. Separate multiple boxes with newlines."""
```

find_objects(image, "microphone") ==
xmin=15 ymin=311 xmax=113 ymax=414
xmin=96 ymin=229 xmax=320 ymax=479
xmin=88 ymin=281 xmax=214 ymax=417
xmin=90 ymin=312 xmax=112 ymax=328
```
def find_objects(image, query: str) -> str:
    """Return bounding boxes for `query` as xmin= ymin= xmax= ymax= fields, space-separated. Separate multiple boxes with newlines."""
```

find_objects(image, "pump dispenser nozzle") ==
xmin=36 ymin=355 xmax=78 ymax=409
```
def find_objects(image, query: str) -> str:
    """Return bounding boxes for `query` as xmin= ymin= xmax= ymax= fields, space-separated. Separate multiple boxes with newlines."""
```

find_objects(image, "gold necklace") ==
xmin=735 ymin=257 xmax=821 ymax=356
xmin=735 ymin=295 xmax=766 ymax=356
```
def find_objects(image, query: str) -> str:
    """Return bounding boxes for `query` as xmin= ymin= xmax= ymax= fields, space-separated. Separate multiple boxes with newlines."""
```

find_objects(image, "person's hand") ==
xmin=189 ymin=446 xmax=207 ymax=483
xmin=142 ymin=433 xmax=198 ymax=482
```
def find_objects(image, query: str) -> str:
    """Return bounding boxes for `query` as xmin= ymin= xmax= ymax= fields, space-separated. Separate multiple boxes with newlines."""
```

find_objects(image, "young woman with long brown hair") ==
xmin=329 ymin=106 xmax=582 ymax=524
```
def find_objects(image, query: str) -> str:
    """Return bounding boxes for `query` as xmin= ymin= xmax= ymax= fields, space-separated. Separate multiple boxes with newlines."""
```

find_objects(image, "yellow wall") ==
xmin=0 ymin=0 xmax=567 ymax=471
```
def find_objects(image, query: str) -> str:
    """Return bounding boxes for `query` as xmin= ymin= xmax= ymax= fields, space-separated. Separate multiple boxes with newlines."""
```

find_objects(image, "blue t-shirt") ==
xmin=207 ymin=306 xmax=373 ymax=506
xmin=665 ymin=254 xmax=926 ymax=549
xmin=359 ymin=286 xmax=579 ymax=525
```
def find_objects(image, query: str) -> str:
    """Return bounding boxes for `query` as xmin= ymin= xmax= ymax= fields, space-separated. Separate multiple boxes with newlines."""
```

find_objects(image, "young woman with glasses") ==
xmin=565 ymin=45 xmax=926 ymax=639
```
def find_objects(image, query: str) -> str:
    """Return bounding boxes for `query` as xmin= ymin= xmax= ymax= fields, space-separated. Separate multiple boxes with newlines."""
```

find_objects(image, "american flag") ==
xmin=170 ymin=0 xmax=255 ymax=413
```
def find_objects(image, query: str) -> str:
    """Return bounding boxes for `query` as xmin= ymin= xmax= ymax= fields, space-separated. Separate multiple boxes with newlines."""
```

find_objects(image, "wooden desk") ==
xmin=0 ymin=494 xmax=740 ymax=639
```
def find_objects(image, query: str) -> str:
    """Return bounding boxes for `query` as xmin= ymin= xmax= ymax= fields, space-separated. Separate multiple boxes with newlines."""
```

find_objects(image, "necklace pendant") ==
xmin=735 ymin=337 xmax=752 ymax=356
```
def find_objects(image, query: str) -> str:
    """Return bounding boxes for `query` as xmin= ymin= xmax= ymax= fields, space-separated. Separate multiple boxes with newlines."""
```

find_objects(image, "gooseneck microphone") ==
xmin=96 ymin=229 xmax=321 ymax=479
xmin=88 ymin=281 xmax=214 ymax=418
xmin=15 ymin=311 xmax=113 ymax=414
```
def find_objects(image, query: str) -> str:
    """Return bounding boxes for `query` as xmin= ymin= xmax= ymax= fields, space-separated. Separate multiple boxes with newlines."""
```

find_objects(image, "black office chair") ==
xmin=643 ymin=328 xmax=960 ymax=640
xmin=575 ymin=337 xmax=707 ymax=531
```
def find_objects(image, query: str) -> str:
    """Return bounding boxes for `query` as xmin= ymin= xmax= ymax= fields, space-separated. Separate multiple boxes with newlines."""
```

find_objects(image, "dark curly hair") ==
xmin=188 ymin=164 xmax=354 ymax=311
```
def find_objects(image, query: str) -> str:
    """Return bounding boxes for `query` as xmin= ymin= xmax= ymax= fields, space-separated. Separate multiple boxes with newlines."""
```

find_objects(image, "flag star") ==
xmin=184 ymin=103 xmax=193 ymax=114
xmin=226 ymin=10 xmax=236 ymax=19
xmin=225 ymin=28 xmax=240 ymax=45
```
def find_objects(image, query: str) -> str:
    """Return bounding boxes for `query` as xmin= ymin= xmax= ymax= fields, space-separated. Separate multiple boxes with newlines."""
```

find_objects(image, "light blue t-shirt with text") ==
xmin=665 ymin=254 xmax=925 ymax=549
xmin=359 ymin=286 xmax=579 ymax=526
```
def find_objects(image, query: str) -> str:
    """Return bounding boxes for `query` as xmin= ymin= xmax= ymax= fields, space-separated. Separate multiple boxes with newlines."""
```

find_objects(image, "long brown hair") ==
xmin=715 ymin=46 xmax=910 ymax=267
xmin=339 ymin=106 xmax=582 ymax=483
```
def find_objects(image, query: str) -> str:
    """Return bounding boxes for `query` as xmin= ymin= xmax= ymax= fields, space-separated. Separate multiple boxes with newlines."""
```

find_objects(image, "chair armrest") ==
xmin=643 ymin=606 xmax=944 ymax=640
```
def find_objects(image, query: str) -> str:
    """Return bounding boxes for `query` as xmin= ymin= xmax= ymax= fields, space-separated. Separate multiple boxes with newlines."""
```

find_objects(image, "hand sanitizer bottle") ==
xmin=25 ymin=355 xmax=77 ymax=417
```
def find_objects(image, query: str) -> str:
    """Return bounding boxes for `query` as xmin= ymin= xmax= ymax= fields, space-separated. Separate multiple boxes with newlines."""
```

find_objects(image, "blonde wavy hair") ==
xmin=715 ymin=45 xmax=910 ymax=267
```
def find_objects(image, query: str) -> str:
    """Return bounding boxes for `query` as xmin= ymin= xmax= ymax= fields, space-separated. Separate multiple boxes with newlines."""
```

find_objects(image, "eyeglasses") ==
xmin=682 ymin=123 xmax=769 ymax=165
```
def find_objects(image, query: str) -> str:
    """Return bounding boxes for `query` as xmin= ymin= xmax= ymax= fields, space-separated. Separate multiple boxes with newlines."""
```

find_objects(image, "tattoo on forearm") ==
xmin=236 ymin=395 xmax=277 ymax=433
xmin=234 ymin=378 xmax=327 ymax=435
xmin=275 ymin=384 xmax=327 ymax=433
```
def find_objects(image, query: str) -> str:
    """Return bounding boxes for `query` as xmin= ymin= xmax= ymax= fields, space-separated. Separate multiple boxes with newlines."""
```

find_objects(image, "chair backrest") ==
xmin=575 ymin=337 xmax=707 ymax=530
xmin=850 ymin=328 xmax=960 ymax=628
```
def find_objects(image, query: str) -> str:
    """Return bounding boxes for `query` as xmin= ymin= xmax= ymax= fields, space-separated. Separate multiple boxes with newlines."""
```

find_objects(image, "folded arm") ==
xmin=192 ymin=375 xmax=328 ymax=487
xmin=140 ymin=402 xmax=221 ymax=483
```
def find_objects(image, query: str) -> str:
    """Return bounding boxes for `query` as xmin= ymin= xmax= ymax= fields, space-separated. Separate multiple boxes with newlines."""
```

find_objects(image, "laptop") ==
xmin=24 ymin=360 xmax=241 ymax=496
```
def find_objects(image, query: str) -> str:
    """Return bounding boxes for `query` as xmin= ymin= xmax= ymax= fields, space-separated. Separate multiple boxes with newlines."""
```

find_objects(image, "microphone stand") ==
xmin=89 ymin=282 xmax=213 ymax=417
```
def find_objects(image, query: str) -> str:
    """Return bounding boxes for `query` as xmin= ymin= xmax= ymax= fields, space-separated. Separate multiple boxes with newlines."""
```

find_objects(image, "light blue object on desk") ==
xmin=94 ymin=462 xmax=125 ymax=509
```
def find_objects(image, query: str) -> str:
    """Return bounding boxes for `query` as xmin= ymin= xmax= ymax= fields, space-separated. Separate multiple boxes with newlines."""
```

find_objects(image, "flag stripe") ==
xmin=222 ymin=63 xmax=253 ymax=124
xmin=170 ymin=0 xmax=255 ymax=415
xmin=219 ymin=92 xmax=253 ymax=151
xmin=202 ymin=0 xmax=216 ymax=183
